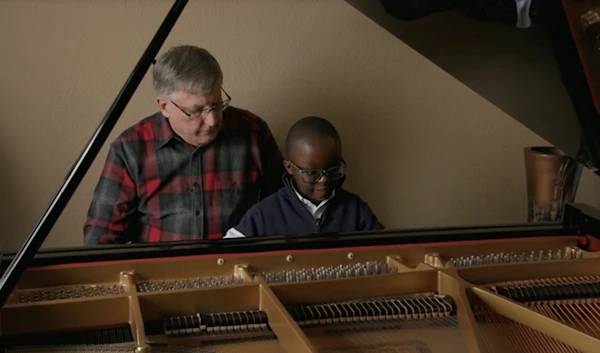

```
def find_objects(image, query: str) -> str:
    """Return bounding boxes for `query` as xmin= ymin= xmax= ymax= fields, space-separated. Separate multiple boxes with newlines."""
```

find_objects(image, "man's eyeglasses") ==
xmin=289 ymin=160 xmax=347 ymax=184
xmin=170 ymin=87 xmax=232 ymax=118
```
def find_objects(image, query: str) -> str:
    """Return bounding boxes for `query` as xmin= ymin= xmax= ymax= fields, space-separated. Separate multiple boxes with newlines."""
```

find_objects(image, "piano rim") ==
xmin=0 ymin=203 xmax=597 ymax=268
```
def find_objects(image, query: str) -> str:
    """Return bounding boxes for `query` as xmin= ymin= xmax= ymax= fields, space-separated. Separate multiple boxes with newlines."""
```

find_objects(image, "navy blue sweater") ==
xmin=233 ymin=177 xmax=384 ymax=238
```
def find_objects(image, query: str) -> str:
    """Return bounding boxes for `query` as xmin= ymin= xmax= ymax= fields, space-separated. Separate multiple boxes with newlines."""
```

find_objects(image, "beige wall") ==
xmin=1 ymin=0 xmax=599 ymax=253
xmin=346 ymin=0 xmax=584 ymax=159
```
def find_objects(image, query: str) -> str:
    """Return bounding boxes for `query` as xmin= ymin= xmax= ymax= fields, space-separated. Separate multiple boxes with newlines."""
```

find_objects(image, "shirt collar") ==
xmin=155 ymin=112 xmax=176 ymax=150
xmin=290 ymin=181 xmax=336 ymax=208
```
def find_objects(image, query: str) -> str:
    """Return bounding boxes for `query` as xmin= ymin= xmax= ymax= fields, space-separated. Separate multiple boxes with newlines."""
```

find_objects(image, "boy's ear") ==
xmin=282 ymin=160 xmax=294 ymax=175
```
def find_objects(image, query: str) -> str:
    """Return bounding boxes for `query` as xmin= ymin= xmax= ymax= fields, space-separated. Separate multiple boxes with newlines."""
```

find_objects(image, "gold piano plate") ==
xmin=2 ymin=235 xmax=600 ymax=353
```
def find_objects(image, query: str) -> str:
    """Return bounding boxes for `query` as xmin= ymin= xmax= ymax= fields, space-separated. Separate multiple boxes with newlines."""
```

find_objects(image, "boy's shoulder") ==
xmin=247 ymin=187 xmax=290 ymax=215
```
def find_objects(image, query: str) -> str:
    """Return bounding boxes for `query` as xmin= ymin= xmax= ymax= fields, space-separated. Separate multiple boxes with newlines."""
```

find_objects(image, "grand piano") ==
xmin=1 ymin=1 xmax=600 ymax=352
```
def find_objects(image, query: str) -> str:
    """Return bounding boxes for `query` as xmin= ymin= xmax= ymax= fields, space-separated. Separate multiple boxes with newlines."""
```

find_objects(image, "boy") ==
xmin=224 ymin=116 xmax=384 ymax=239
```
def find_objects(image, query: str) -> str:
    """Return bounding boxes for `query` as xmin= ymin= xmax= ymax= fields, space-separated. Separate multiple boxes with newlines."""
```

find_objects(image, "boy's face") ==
xmin=284 ymin=136 xmax=344 ymax=203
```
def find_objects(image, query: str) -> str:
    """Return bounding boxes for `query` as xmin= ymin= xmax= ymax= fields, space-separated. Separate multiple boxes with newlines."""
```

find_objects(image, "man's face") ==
xmin=157 ymin=84 xmax=224 ymax=147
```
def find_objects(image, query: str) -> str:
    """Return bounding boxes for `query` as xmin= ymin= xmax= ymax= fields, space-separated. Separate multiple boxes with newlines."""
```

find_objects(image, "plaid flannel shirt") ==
xmin=83 ymin=107 xmax=285 ymax=244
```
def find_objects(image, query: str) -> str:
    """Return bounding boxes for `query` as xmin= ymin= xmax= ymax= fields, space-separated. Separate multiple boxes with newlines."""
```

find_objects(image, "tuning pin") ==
xmin=555 ymin=249 xmax=562 ymax=260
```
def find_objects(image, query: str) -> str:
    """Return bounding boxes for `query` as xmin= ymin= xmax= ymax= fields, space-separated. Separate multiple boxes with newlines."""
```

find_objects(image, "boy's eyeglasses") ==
xmin=289 ymin=160 xmax=347 ymax=184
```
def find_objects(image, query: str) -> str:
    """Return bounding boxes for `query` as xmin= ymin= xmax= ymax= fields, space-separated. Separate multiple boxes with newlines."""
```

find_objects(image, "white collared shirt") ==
xmin=290 ymin=182 xmax=335 ymax=221
xmin=223 ymin=185 xmax=335 ymax=239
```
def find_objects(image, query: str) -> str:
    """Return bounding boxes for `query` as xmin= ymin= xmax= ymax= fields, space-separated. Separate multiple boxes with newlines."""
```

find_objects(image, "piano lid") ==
xmin=346 ymin=0 xmax=600 ymax=177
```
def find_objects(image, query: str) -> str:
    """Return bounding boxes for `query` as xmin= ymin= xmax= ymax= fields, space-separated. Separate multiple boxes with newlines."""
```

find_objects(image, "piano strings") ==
xmin=473 ymin=301 xmax=582 ymax=353
xmin=141 ymin=292 xmax=468 ymax=353
xmin=5 ymin=292 xmax=466 ymax=352
xmin=17 ymin=283 xmax=125 ymax=303
xmin=286 ymin=292 xmax=467 ymax=353
xmin=448 ymin=247 xmax=582 ymax=267
xmin=11 ymin=245 xmax=584 ymax=305
xmin=136 ymin=275 xmax=244 ymax=293
xmin=258 ymin=260 xmax=397 ymax=283
xmin=465 ymin=275 xmax=600 ymax=353
xmin=474 ymin=275 xmax=600 ymax=352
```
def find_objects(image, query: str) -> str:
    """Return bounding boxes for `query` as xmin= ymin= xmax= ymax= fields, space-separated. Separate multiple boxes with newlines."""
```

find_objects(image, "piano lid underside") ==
xmin=2 ymin=235 xmax=600 ymax=353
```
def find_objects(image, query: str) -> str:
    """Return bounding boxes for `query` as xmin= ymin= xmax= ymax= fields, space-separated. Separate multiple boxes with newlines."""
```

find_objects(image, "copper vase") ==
xmin=524 ymin=146 xmax=582 ymax=222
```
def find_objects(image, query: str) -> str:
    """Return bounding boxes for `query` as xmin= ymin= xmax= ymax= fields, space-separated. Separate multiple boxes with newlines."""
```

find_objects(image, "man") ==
xmin=224 ymin=116 xmax=383 ymax=239
xmin=83 ymin=45 xmax=285 ymax=245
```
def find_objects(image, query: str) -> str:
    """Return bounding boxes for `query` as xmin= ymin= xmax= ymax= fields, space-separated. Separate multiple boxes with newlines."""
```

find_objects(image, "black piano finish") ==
xmin=0 ymin=203 xmax=598 ymax=269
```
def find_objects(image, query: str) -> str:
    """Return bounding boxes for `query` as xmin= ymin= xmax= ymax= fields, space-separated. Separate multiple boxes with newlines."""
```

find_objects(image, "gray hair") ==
xmin=152 ymin=45 xmax=223 ymax=98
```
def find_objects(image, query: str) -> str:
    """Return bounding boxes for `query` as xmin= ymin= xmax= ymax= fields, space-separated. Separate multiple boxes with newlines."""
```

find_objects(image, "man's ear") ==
xmin=157 ymin=97 xmax=170 ymax=118
xmin=282 ymin=160 xmax=295 ymax=175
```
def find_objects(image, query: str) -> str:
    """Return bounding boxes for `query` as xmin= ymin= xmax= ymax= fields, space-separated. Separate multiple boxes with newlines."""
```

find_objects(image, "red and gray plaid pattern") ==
xmin=83 ymin=107 xmax=285 ymax=244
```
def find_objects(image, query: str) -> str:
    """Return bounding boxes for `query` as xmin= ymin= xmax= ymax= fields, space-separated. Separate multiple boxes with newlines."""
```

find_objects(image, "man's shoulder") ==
xmin=112 ymin=112 xmax=162 ymax=147
xmin=222 ymin=106 xmax=271 ymax=135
